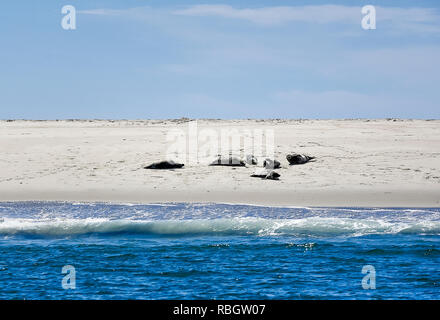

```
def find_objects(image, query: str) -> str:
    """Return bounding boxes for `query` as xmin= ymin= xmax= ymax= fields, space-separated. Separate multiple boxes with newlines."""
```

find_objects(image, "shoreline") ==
xmin=0 ymin=187 xmax=438 ymax=208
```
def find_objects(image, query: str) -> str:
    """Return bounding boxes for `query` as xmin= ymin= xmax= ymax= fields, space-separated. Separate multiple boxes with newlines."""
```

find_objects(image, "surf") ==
xmin=1 ymin=216 xmax=439 ymax=237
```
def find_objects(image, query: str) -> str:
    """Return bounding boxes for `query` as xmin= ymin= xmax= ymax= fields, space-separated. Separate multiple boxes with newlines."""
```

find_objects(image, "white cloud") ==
xmin=173 ymin=4 xmax=440 ymax=32
xmin=79 ymin=9 xmax=122 ymax=16
xmin=78 ymin=9 xmax=133 ymax=16
xmin=173 ymin=5 xmax=359 ymax=25
xmin=78 ymin=7 xmax=157 ymax=19
xmin=79 ymin=5 xmax=440 ymax=33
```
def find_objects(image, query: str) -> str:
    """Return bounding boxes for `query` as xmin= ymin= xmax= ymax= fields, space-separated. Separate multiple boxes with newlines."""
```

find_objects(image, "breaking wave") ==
xmin=1 ymin=216 xmax=439 ymax=237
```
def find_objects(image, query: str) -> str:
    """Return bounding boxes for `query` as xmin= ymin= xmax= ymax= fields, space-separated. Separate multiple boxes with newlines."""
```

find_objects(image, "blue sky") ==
xmin=0 ymin=0 xmax=439 ymax=119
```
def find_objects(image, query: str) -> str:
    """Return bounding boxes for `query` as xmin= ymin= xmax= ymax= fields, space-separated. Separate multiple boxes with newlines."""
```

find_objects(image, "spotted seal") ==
xmin=263 ymin=159 xmax=281 ymax=169
xmin=209 ymin=156 xmax=246 ymax=167
xmin=245 ymin=154 xmax=258 ymax=165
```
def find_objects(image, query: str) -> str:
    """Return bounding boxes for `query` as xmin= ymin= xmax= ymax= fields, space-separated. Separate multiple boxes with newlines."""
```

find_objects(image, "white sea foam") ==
xmin=0 ymin=202 xmax=439 ymax=237
xmin=0 ymin=216 xmax=439 ymax=237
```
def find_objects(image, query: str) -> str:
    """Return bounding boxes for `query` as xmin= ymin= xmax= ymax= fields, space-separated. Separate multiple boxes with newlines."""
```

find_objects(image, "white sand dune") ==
xmin=0 ymin=119 xmax=439 ymax=207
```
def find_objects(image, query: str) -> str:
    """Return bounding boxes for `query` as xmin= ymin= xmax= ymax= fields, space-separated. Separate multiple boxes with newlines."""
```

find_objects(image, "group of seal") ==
xmin=250 ymin=158 xmax=281 ymax=180
xmin=144 ymin=153 xmax=315 ymax=181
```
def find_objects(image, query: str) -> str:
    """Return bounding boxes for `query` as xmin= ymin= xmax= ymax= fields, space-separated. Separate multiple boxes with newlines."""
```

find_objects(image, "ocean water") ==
xmin=0 ymin=202 xmax=439 ymax=300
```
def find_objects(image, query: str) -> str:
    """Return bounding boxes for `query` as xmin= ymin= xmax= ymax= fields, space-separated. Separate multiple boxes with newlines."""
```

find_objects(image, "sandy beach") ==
xmin=0 ymin=119 xmax=439 ymax=207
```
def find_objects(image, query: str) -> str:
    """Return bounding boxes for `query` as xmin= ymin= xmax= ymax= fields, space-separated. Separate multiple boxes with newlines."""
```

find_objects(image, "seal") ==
xmin=144 ymin=160 xmax=184 ymax=169
xmin=286 ymin=153 xmax=315 ymax=165
xmin=251 ymin=168 xmax=280 ymax=180
xmin=263 ymin=159 xmax=281 ymax=169
xmin=209 ymin=156 xmax=246 ymax=167
xmin=246 ymin=154 xmax=258 ymax=165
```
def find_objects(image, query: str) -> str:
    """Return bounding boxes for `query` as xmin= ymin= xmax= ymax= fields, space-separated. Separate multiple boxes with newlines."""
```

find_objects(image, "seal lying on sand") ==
xmin=263 ymin=159 xmax=281 ymax=169
xmin=144 ymin=160 xmax=184 ymax=169
xmin=210 ymin=156 xmax=246 ymax=167
xmin=246 ymin=154 xmax=258 ymax=165
xmin=286 ymin=153 xmax=315 ymax=165
xmin=251 ymin=168 xmax=280 ymax=180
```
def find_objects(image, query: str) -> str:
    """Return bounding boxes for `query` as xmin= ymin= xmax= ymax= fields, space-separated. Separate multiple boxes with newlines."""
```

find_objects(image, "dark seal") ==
xmin=286 ymin=154 xmax=315 ymax=165
xmin=144 ymin=160 xmax=184 ymax=169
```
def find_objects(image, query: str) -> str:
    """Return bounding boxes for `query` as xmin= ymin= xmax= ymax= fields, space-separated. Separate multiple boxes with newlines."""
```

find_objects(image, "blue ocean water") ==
xmin=0 ymin=202 xmax=439 ymax=300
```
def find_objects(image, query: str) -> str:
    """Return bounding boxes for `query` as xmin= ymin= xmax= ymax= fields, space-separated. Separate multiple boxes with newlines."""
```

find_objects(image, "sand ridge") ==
xmin=0 ymin=119 xmax=439 ymax=207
